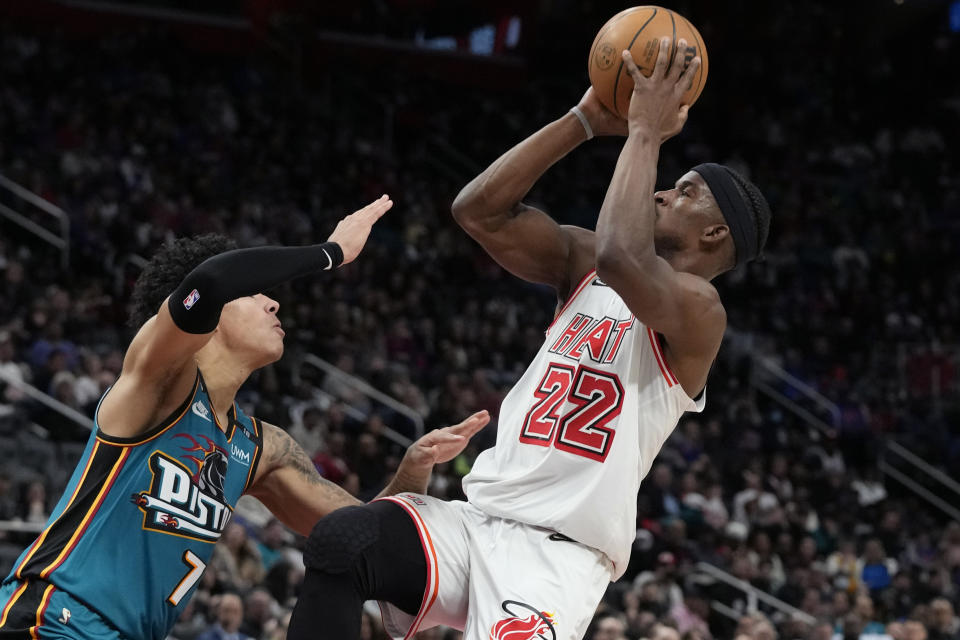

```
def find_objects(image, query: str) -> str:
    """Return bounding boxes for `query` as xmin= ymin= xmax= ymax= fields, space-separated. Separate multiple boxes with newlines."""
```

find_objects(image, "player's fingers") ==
xmin=679 ymin=56 xmax=701 ymax=92
xmin=653 ymin=36 xmax=671 ymax=78
xmin=620 ymin=49 xmax=643 ymax=84
xmin=425 ymin=432 xmax=465 ymax=445
xmin=373 ymin=198 xmax=394 ymax=219
xmin=448 ymin=410 xmax=490 ymax=436
xmin=669 ymin=39 xmax=688 ymax=81
xmin=359 ymin=194 xmax=391 ymax=217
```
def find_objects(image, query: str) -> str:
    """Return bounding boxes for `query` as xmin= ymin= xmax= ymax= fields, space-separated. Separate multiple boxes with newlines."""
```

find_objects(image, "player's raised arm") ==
xmin=594 ymin=40 xmax=726 ymax=395
xmin=246 ymin=412 xmax=490 ymax=536
xmin=451 ymin=90 xmax=625 ymax=298
xmin=99 ymin=196 xmax=393 ymax=439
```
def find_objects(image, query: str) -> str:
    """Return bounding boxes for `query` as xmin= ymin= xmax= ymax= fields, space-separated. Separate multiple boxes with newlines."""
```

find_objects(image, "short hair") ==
xmin=723 ymin=166 xmax=772 ymax=261
xmin=128 ymin=233 xmax=238 ymax=328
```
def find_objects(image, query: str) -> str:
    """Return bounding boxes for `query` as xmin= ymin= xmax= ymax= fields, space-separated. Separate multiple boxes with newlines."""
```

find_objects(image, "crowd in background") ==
xmin=0 ymin=2 xmax=958 ymax=638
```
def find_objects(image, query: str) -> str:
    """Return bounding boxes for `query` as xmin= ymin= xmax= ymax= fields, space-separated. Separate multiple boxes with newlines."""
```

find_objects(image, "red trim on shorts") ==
xmin=0 ymin=581 xmax=29 ymax=627
xmin=30 ymin=583 xmax=55 ymax=639
xmin=547 ymin=269 xmax=597 ymax=333
xmin=647 ymin=327 xmax=678 ymax=386
xmin=379 ymin=497 xmax=440 ymax=639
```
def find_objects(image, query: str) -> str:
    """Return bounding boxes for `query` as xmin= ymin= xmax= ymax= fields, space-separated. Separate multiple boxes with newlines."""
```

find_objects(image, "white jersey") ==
xmin=463 ymin=269 xmax=705 ymax=579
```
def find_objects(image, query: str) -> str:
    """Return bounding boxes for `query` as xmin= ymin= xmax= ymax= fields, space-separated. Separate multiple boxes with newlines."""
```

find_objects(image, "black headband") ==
xmin=691 ymin=163 xmax=758 ymax=267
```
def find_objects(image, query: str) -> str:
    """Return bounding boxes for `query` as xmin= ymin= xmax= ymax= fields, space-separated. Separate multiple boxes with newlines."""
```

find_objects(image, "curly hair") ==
xmin=128 ymin=233 xmax=238 ymax=328
xmin=722 ymin=165 xmax=772 ymax=261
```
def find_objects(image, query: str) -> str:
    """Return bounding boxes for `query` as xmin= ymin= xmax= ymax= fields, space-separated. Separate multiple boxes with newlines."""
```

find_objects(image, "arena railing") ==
xmin=0 ymin=520 xmax=44 ymax=535
xmin=0 ymin=368 xmax=94 ymax=433
xmin=723 ymin=327 xmax=840 ymax=432
xmin=0 ymin=371 xmax=92 ymax=538
xmin=296 ymin=354 xmax=423 ymax=446
xmin=880 ymin=440 xmax=960 ymax=523
xmin=0 ymin=173 xmax=71 ymax=270
xmin=694 ymin=561 xmax=817 ymax=626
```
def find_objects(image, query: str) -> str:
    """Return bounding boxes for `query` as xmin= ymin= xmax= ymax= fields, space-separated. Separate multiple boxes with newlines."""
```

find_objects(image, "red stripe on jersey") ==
xmin=647 ymin=328 xmax=678 ymax=386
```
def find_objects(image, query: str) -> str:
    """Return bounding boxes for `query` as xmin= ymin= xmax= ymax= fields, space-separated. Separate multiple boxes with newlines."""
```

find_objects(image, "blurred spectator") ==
xmin=641 ymin=463 xmax=681 ymax=522
xmin=827 ymin=539 xmax=861 ymax=593
xmin=0 ymin=331 xmax=28 ymax=415
xmin=254 ymin=518 xmax=290 ymax=572
xmin=287 ymin=406 xmax=326 ymax=458
xmin=17 ymin=480 xmax=48 ymax=525
xmin=634 ymin=551 xmax=684 ymax=611
xmin=352 ymin=432 xmax=387 ymax=499
xmin=928 ymin=599 xmax=960 ymax=640
xmin=592 ymin=612 xmax=629 ymax=640
xmin=211 ymin=523 xmax=265 ymax=593
xmin=168 ymin=597 xmax=207 ymax=640
xmin=239 ymin=587 xmax=277 ymax=640
xmin=650 ymin=622 xmax=682 ymax=640
xmin=0 ymin=472 xmax=16 ymax=523
xmin=858 ymin=539 xmax=899 ymax=594
xmin=196 ymin=592 xmax=251 ymax=640
xmin=312 ymin=431 xmax=351 ymax=485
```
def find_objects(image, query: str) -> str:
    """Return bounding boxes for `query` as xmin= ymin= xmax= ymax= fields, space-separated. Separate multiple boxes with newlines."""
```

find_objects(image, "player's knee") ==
xmin=303 ymin=505 xmax=380 ymax=574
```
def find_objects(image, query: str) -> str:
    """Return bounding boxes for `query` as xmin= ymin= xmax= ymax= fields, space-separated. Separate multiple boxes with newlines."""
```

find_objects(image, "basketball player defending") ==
xmin=288 ymin=39 xmax=770 ymax=640
xmin=0 ymin=195 xmax=489 ymax=639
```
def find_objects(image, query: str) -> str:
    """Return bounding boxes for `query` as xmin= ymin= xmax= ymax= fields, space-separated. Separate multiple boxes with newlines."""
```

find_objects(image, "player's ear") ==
xmin=700 ymin=223 xmax=728 ymax=248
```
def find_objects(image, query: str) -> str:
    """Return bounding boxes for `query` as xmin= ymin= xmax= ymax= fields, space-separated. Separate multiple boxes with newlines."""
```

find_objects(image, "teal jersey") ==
xmin=4 ymin=371 xmax=264 ymax=639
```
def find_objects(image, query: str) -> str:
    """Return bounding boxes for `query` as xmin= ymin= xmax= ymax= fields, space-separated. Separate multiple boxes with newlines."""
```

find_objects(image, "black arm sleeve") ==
xmin=167 ymin=242 xmax=344 ymax=334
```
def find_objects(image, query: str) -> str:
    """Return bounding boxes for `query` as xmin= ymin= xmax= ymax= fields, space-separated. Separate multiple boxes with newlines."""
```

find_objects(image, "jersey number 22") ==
xmin=519 ymin=363 xmax=623 ymax=462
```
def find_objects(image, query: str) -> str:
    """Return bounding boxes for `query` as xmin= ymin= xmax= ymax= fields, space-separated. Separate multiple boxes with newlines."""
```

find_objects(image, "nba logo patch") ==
xmin=183 ymin=289 xmax=200 ymax=310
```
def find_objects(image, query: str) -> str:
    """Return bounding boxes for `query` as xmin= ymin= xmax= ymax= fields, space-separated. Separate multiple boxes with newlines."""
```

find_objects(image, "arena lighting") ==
xmin=951 ymin=0 xmax=960 ymax=32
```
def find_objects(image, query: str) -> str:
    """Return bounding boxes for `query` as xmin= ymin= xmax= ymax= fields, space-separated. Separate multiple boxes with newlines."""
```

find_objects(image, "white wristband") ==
xmin=570 ymin=106 xmax=594 ymax=140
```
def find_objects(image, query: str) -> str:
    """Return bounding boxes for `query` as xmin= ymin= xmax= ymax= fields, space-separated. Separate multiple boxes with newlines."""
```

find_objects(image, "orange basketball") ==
xmin=588 ymin=6 xmax=709 ymax=119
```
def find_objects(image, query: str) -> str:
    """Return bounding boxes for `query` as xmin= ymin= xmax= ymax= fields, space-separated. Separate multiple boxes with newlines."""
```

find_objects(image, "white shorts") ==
xmin=377 ymin=493 xmax=614 ymax=640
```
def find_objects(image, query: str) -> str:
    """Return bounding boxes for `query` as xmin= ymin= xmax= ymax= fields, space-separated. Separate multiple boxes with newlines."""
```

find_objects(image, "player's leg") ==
xmin=375 ymin=495 xmax=472 ymax=639
xmin=459 ymin=508 xmax=614 ymax=640
xmin=287 ymin=500 xmax=427 ymax=640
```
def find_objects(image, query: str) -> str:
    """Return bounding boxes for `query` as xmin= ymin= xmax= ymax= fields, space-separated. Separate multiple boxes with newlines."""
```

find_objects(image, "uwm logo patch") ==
xmin=132 ymin=438 xmax=232 ymax=542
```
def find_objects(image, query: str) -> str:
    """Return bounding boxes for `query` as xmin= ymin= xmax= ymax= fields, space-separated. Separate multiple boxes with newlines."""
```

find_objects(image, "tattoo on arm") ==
xmin=263 ymin=424 xmax=359 ymax=508
xmin=266 ymin=424 xmax=325 ymax=484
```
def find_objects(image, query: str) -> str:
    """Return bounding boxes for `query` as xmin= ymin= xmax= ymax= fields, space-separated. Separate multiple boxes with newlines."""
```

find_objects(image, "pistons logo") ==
xmin=489 ymin=600 xmax=557 ymax=640
xmin=131 ymin=435 xmax=232 ymax=541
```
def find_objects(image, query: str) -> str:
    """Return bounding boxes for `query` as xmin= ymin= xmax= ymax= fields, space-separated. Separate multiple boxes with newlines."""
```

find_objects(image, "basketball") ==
xmin=588 ymin=6 xmax=709 ymax=119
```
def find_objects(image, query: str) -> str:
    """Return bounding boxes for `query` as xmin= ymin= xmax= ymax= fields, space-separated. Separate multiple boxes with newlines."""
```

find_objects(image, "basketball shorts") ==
xmin=377 ymin=494 xmax=614 ymax=640
xmin=0 ymin=578 xmax=123 ymax=639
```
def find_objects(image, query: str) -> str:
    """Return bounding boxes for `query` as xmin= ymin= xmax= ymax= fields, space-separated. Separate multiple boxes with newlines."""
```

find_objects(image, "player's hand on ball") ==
xmin=576 ymin=87 xmax=628 ymax=137
xmin=622 ymin=37 xmax=701 ymax=142
xmin=407 ymin=410 xmax=490 ymax=467
xmin=327 ymin=194 xmax=394 ymax=265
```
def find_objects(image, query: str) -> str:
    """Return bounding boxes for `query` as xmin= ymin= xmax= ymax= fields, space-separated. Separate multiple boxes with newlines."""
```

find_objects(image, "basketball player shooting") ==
xmin=0 ymin=195 xmax=489 ymax=639
xmin=286 ymin=39 xmax=770 ymax=640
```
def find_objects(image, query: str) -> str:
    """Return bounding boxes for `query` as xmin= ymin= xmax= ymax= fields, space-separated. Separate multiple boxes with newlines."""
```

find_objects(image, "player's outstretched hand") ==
xmin=576 ymin=87 xmax=629 ymax=137
xmin=406 ymin=410 xmax=490 ymax=468
xmin=327 ymin=195 xmax=394 ymax=265
xmin=622 ymin=37 xmax=701 ymax=142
